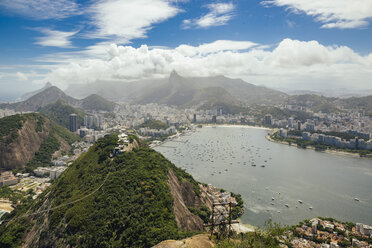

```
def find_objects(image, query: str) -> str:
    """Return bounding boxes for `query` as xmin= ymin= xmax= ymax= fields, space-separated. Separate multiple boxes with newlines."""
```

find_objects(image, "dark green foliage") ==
xmin=231 ymin=193 xmax=244 ymax=219
xmin=0 ymin=219 xmax=32 ymax=248
xmin=138 ymin=119 xmax=169 ymax=130
xmin=0 ymin=114 xmax=26 ymax=145
xmin=35 ymin=115 xmax=44 ymax=132
xmin=49 ymin=121 xmax=81 ymax=145
xmin=0 ymin=113 xmax=80 ymax=172
xmin=257 ymin=106 xmax=311 ymax=123
xmin=287 ymin=94 xmax=340 ymax=114
xmin=341 ymin=95 xmax=372 ymax=116
xmin=0 ymin=186 xmax=24 ymax=204
xmin=39 ymin=100 xmax=84 ymax=129
xmin=188 ymin=205 xmax=211 ymax=224
xmin=0 ymin=197 xmax=34 ymax=248
xmin=26 ymin=134 xmax=60 ymax=170
xmin=0 ymin=135 xmax=200 ymax=247
xmin=171 ymin=165 xmax=200 ymax=196
xmin=81 ymin=94 xmax=116 ymax=112
xmin=199 ymin=101 xmax=248 ymax=115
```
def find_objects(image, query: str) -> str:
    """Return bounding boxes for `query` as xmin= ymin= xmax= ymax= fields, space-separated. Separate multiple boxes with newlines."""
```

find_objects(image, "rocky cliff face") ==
xmin=0 ymin=117 xmax=49 ymax=170
xmin=168 ymin=169 xmax=204 ymax=231
xmin=0 ymin=114 xmax=77 ymax=170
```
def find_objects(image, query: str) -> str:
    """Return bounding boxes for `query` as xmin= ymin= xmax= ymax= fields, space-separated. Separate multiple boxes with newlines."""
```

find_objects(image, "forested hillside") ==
xmin=0 ymin=135 xmax=211 ymax=247
xmin=0 ymin=113 xmax=80 ymax=170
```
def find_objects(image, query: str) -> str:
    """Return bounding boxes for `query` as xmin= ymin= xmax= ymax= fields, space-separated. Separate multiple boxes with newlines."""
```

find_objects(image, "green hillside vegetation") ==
xmin=81 ymin=94 xmax=116 ymax=112
xmin=25 ymin=115 xmax=80 ymax=172
xmin=39 ymin=100 xmax=85 ymax=129
xmin=0 ymin=113 xmax=80 ymax=172
xmin=138 ymin=119 xmax=169 ymax=130
xmin=199 ymin=102 xmax=249 ymax=115
xmin=25 ymin=134 xmax=60 ymax=171
xmin=49 ymin=121 xmax=81 ymax=145
xmin=341 ymin=95 xmax=372 ymax=115
xmin=255 ymin=106 xmax=311 ymax=122
xmin=0 ymin=187 xmax=24 ymax=204
xmin=288 ymin=95 xmax=340 ymax=113
xmin=187 ymin=87 xmax=239 ymax=108
xmin=0 ymin=114 xmax=27 ymax=145
xmin=0 ymin=135 xmax=204 ymax=248
xmin=0 ymin=114 xmax=47 ymax=147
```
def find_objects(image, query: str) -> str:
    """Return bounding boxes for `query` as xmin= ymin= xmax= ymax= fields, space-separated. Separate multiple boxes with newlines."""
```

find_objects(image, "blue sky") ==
xmin=0 ymin=0 xmax=372 ymax=100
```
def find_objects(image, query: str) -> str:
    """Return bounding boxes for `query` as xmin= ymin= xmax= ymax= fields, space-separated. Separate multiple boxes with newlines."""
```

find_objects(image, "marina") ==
xmin=155 ymin=125 xmax=372 ymax=227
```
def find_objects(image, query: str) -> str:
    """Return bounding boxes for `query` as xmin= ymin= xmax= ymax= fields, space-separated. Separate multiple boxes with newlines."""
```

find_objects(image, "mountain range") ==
xmin=2 ymin=72 xmax=371 ymax=115
xmin=0 ymin=86 xmax=116 ymax=113
xmin=66 ymin=71 xmax=288 ymax=106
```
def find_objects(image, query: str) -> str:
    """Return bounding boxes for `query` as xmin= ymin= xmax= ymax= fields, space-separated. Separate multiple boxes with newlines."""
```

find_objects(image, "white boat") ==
xmin=354 ymin=198 xmax=360 ymax=201
xmin=272 ymin=197 xmax=275 ymax=201
xmin=298 ymin=200 xmax=303 ymax=204
xmin=285 ymin=204 xmax=289 ymax=208
xmin=309 ymin=206 xmax=313 ymax=210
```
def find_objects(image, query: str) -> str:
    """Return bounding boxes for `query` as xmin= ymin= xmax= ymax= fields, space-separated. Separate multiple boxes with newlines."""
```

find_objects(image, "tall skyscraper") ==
xmin=264 ymin=114 xmax=272 ymax=125
xmin=84 ymin=115 xmax=88 ymax=127
xmin=69 ymin=114 xmax=77 ymax=133
xmin=89 ymin=116 xmax=94 ymax=128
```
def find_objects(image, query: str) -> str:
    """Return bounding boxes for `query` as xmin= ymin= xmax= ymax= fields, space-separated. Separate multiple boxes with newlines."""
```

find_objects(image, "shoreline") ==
xmin=265 ymin=132 xmax=364 ymax=159
xmin=202 ymin=123 xmax=271 ymax=130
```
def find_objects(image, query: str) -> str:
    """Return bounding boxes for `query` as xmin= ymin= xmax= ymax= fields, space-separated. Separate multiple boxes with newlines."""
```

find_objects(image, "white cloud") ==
xmin=176 ymin=40 xmax=258 ymax=56
xmin=182 ymin=2 xmax=235 ymax=29
xmin=86 ymin=0 xmax=179 ymax=43
xmin=0 ymin=0 xmax=80 ymax=20
xmin=16 ymin=72 xmax=28 ymax=81
xmin=35 ymin=28 xmax=78 ymax=48
xmin=261 ymin=0 xmax=372 ymax=29
xmin=33 ymin=39 xmax=372 ymax=91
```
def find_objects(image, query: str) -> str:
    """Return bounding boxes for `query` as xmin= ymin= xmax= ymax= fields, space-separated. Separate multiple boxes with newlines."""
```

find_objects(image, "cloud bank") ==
xmin=35 ymin=39 xmax=372 ymax=91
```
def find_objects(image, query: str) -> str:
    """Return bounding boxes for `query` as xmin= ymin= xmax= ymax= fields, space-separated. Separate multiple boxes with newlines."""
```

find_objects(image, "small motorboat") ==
xmin=298 ymin=200 xmax=303 ymax=204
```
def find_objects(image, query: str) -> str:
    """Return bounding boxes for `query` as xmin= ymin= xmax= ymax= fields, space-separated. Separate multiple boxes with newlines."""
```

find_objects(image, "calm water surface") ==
xmin=155 ymin=126 xmax=372 ymax=227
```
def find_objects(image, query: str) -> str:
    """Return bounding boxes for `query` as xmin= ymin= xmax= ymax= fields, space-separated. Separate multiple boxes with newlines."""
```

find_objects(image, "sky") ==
xmin=0 ymin=0 xmax=372 ymax=101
